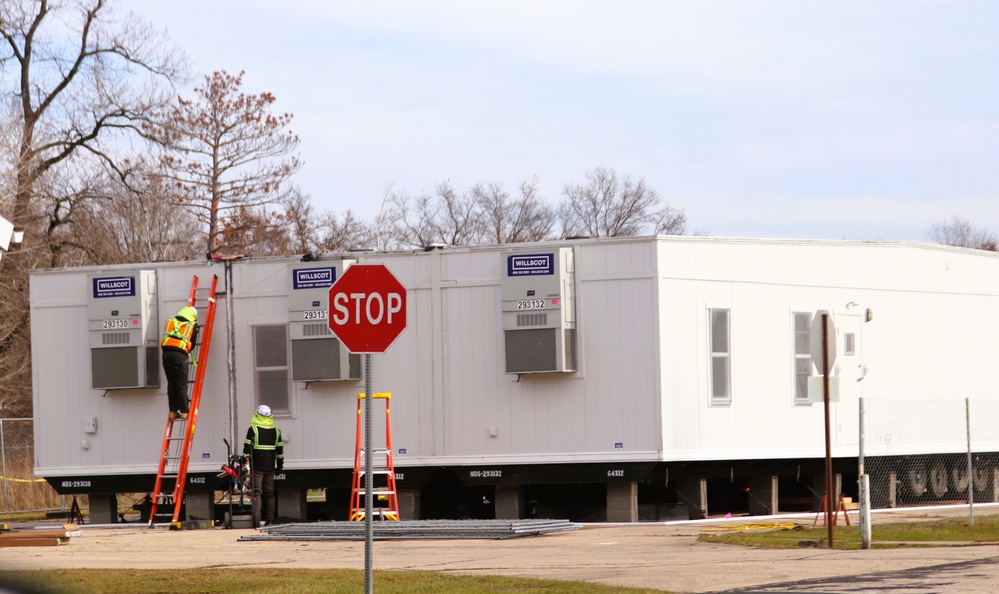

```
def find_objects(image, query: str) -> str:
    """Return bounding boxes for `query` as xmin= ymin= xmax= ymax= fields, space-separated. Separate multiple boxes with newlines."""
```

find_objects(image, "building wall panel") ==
xmin=30 ymin=237 xmax=999 ymax=485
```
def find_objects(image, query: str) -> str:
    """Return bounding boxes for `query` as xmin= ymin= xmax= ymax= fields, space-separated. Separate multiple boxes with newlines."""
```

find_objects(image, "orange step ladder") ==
xmin=148 ymin=275 xmax=219 ymax=528
xmin=350 ymin=392 xmax=399 ymax=521
xmin=813 ymin=492 xmax=852 ymax=527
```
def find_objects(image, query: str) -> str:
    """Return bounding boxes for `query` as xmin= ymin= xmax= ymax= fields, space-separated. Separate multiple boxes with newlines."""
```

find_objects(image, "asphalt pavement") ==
xmin=2 ymin=505 xmax=999 ymax=593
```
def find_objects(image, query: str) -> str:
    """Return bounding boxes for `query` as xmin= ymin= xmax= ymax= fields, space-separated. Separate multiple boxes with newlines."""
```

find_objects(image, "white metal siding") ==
xmin=656 ymin=238 xmax=999 ymax=462
xmin=30 ymin=237 xmax=999 ymax=480
xmin=31 ymin=263 xmax=230 ymax=476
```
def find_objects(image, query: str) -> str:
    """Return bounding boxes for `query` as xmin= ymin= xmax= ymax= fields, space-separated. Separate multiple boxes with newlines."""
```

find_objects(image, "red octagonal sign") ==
xmin=328 ymin=264 xmax=407 ymax=353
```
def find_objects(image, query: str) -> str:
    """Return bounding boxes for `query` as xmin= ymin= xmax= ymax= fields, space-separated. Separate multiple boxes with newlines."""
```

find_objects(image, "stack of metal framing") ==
xmin=238 ymin=519 xmax=581 ymax=541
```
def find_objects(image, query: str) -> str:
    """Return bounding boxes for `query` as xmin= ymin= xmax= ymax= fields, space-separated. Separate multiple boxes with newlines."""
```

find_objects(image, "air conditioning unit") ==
xmin=288 ymin=260 xmax=360 ymax=381
xmin=87 ymin=271 xmax=159 ymax=389
xmin=501 ymin=247 xmax=576 ymax=374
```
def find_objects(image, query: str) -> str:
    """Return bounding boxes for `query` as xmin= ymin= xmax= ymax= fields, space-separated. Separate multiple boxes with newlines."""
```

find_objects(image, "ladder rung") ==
xmin=352 ymin=395 xmax=398 ymax=519
xmin=152 ymin=275 xmax=218 ymax=524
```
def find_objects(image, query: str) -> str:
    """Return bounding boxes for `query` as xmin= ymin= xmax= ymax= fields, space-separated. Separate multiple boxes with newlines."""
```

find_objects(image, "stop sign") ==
xmin=328 ymin=264 xmax=407 ymax=353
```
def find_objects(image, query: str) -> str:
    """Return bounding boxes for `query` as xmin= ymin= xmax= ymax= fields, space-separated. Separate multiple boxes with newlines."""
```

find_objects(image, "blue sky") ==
xmin=139 ymin=1 xmax=999 ymax=242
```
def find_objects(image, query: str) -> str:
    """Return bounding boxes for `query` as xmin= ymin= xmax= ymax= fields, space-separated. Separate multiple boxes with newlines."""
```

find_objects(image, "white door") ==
xmin=834 ymin=314 xmax=864 ymax=447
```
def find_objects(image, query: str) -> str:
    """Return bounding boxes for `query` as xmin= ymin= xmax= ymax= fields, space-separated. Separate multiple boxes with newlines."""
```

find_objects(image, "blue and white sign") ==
xmin=92 ymin=276 xmax=136 ymax=298
xmin=507 ymin=254 xmax=554 ymax=276
xmin=293 ymin=267 xmax=336 ymax=290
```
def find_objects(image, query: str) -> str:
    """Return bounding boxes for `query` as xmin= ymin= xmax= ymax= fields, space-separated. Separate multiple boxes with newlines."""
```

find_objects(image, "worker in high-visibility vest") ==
xmin=161 ymin=306 xmax=197 ymax=419
xmin=243 ymin=404 xmax=284 ymax=526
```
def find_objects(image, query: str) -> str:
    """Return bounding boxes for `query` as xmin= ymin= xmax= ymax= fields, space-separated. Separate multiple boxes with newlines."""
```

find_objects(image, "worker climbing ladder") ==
xmin=148 ymin=275 xmax=219 ymax=528
xmin=350 ymin=392 xmax=399 ymax=521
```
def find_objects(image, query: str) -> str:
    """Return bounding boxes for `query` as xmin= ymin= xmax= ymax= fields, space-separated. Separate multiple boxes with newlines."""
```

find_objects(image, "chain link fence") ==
xmin=0 ymin=418 xmax=62 ymax=514
xmin=863 ymin=398 xmax=999 ymax=511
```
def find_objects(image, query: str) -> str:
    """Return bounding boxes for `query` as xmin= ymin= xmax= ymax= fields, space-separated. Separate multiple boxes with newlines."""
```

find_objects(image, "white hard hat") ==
xmin=256 ymin=404 xmax=272 ymax=417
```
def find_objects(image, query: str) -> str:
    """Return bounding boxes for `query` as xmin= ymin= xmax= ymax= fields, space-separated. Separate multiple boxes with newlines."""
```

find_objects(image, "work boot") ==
xmin=179 ymin=412 xmax=189 ymax=419
xmin=168 ymin=411 xmax=179 ymax=420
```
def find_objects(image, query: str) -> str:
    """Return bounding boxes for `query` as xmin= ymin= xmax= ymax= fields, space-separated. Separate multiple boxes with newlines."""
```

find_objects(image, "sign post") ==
xmin=328 ymin=264 xmax=407 ymax=594
xmin=811 ymin=310 xmax=837 ymax=548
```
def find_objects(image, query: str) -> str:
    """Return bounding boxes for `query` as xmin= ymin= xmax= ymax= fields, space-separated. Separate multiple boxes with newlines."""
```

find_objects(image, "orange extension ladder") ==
xmin=350 ymin=392 xmax=399 ymax=521
xmin=148 ymin=275 xmax=219 ymax=528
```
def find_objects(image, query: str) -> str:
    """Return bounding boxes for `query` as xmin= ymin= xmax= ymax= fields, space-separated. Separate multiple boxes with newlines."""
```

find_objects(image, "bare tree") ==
xmin=369 ymin=184 xmax=398 ymax=252
xmin=381 ymin=189 xmax=437 ymax=249
xmin=1 ymin=0 xmax=187 ymax=260
xmin=219 ymin=205 xmax=293 ymax=256
xmin=315 ymin=209 xmax=371 ymax=253
xmin=559 ymin=166 xmax=686 ymax=238
xmin=928 ymin=216 xmax=997 ymax=251
xmin=473 ymin=177 xmax=557 ymax=244
xmin=0 ymin=0 xmax=185 ymax=416
xmin=433 ymin=181 xmax=482 ymax=247
xmin=0 ymin=267 xmax=30 ymax=416
xmin=146 ymin=70 xmax=301 ymax=255
xmin=77 ymin=164 xmax=201 ymax=263
xmin=279 ymin=188 xmax=318 ymax=254
xmin=377 ymin=170 xmax=687 ymax=248
xmin=276 ymin=188 xmax=371 ymax=254
xmin=382 ymin=181 xmax=482 ymax=249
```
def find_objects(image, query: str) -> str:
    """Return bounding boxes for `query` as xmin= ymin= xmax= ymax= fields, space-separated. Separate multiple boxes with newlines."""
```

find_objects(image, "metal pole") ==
xmin=966 ymin=398 xmax=975 ymax=526
xmin=858 ymin=398 xmax=871 ymax=549
xmin=858 ymin=474 xmax=871 ymax=548
xmin=225 ymin=260 xmax=238 ymax=449
xmin=364 ymin=354 xmax=373 ymax=594
xmin=858 ymin=397 xmax=865 ymax=475
xmin=822 ymin=313 xmax=834 ymax=548
xmin=1 ymin=420 xmax=7 ymax=512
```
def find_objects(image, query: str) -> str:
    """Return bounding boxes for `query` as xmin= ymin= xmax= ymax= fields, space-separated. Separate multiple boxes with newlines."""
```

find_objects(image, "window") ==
xmin=844 ymin=333 xmax=856 ymax=356
xmin=709 ymin=308 xmax=731 ymax=404
xmin=793 ymin=312 xmax=811 ymax=404
xmin=253 ymin=324 xmax=290 ymax=414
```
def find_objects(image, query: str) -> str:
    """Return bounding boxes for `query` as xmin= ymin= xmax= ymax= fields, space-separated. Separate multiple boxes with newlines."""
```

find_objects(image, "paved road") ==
xmin=2 ymin=507 xmax=999 ymax=593
xmin=729 ymin=556 xmax=999 ymax=593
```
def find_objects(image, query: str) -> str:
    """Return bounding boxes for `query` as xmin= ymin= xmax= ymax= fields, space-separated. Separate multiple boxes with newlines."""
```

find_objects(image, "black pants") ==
xmin=162 ymin=348 xmax=190 ymax=414
xmin=252 ymin=469 xmax=276 ymax=524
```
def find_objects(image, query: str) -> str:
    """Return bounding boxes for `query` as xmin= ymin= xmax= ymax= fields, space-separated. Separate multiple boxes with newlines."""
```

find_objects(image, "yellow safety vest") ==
xmin=162 ymin=317 xmax=195 ymax=353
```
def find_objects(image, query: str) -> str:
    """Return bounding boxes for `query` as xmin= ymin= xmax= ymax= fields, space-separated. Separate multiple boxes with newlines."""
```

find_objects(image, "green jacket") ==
xmin=243 ymin=412 xmax=284 ymax=471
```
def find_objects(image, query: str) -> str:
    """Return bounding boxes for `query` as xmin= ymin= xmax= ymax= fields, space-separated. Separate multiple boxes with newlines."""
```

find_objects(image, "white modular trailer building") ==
xmin=29 ymin=236 xmax=999 ymax=523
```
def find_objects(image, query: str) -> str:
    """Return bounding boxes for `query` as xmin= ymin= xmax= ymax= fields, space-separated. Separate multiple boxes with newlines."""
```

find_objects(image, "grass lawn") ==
xmin=698 ymin=513 xmax=999 ymax=550
xmin=0 ymin=568 xmax=665 ymax=594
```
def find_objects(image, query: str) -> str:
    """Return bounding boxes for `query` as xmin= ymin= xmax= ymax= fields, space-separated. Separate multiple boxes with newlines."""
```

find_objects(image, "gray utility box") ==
xmin=87 ymin=270 xmax=159 ymax=389
xmin=288 ymin=260 xmax=360 ymax=381
xmin=501 ymin=247 xmax=576 ymax=373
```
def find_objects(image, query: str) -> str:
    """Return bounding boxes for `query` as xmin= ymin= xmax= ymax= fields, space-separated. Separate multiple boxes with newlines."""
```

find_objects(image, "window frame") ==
xmin=793 ymin=311 xmax=812 ymax=405
xmin=252 ymin=323 xmax=291 ymax=416
xmin=708 ymin=308 xmax=731 ymax=406
xmin=843 ymin=332 xmax=856 ymax=356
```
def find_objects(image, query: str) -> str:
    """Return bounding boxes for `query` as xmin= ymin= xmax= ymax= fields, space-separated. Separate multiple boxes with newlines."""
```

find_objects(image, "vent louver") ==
xmin=102 ymin=332 xmax=130 ymax=345
xmin=304 ymin=323 xmax=332 ymax=337
xmin=517 ymin=313 xmax=548 ymax=327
